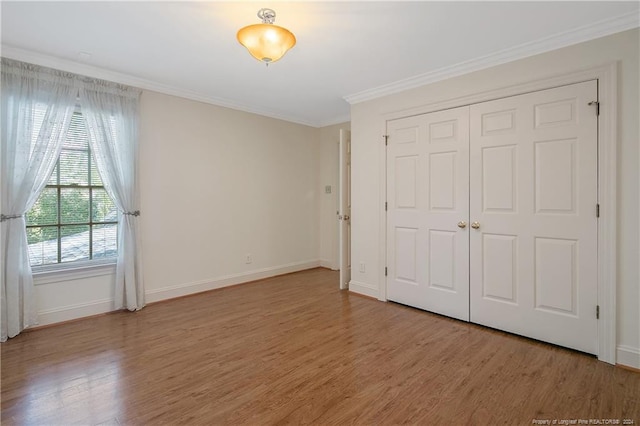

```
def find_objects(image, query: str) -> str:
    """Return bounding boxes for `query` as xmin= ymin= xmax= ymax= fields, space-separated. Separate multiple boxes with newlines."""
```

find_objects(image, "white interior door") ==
xmin=339 ymin=129 xmax=351 ymax=290
xmin=386 ymin=107 xmax=470 ymax=321
xmin=469 ymin=80 xmax=598 ymax=354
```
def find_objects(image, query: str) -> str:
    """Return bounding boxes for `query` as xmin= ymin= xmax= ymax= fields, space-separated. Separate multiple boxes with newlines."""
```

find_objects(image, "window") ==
xmin=26 ymin=110 xmax=118 ymax=268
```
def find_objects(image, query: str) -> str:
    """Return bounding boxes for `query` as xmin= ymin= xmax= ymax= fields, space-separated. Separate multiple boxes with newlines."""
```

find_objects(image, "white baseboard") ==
xmin=37 ymin=298 xmax=114 ymax=327
xmin=348 ymin=280 xmax=379 ymax=299
xmin=145 ymin=259 xmax=321 ymax=303
xmin=616 ymin=345 xmax=640 ymax=369
xmin=319 ymin=259 xmax=338 ymax=270
xmin=34 ymin=260 xmax=321 ymax=327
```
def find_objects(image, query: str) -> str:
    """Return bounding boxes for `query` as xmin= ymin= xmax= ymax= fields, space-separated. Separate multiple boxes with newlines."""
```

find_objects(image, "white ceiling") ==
xmin=1 ymin=1 xmax=638 ymax=127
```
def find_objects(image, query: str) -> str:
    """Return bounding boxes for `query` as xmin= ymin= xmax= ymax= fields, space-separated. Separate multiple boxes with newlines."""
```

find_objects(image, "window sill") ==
xmin=33 ymin=261 xmax=116 ymax=286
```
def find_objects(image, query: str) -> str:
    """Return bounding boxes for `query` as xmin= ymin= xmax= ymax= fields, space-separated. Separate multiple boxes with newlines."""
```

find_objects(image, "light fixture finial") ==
xmin=257 ymin=8 xmax=276 ymax=24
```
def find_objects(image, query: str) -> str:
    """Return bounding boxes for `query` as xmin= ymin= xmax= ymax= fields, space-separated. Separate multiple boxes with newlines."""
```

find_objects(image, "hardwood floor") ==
xmin=1 ymin=268 xmax=638 ymax=425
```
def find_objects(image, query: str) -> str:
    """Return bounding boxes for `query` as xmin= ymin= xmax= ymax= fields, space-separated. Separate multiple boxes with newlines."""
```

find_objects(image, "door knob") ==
xmin=344 ymin=215 xmax=350 ymax=221
xmin=457 ymin=221 xmax=467 ymax=229
xmin=471 ymin=221 xmax=480 ymax=229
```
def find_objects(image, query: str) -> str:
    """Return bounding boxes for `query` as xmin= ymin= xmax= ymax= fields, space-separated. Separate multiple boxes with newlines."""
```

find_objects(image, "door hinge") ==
xmin=385 ymin=267 xmax=388 ymax=276
xmin=596 ymin=204 xmax=600 ymax=218
xmin=596 ymin=305 xmax=600 ymax=319
xmin=383 ymin=135 xmax=389 ymax=146
xmin=588 ymin=101 xmax=600 ymax=116
xmin=385 ymin=201 xmax=388 ymax=211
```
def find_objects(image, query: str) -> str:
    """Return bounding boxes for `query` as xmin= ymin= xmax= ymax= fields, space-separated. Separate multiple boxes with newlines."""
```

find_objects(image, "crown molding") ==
xmin=344 ymin=11 xmax=639 ymax=105
xmin=318 ymin=113 xmax=351 ymax=128
xmin=0 ymin=45 xmax=321 ymax=127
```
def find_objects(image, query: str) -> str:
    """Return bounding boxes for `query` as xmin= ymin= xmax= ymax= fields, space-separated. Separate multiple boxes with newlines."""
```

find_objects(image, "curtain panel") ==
xmin=0 ymin=58 xmax=144 ymax=342
xmin=80 ymin=82 xmax=144 ymax=311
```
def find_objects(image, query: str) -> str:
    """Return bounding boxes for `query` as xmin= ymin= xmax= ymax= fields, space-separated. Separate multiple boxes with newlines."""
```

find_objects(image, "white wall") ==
xmin=350 ymin=28 xmax=640 ymax=367
xmin=139 ymin=91 xmax=321 ymax=300
xmin=318 ymin=122 xmax=350 ymax=270
xmin=33 ymin=90 xmax=342 ymax=323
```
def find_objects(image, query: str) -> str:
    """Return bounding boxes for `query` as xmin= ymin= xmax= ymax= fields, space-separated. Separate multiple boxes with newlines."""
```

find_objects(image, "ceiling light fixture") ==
xmin=237 ymin=8 xmax=296 ymax=65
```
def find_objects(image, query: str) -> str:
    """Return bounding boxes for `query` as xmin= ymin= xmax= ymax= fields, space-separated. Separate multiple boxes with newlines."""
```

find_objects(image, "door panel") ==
xmin=469 ymin=80 xmax=598 ymax=354
xmin=535 ymin=139 xmax=576 ymax=213
xmin=395 ymin=156 xmax=418 ymax=208
xmin=429 ymin=152 xmax=456 ymax=210
xmin=339 ymin=130 xmax=351 ymax=290
xmin=387 ymin=107 xmax=470 ymax=321
xmin=534 ymin=237 xmax=577 ymax=315
xmin=428 ymin=230 xmax=456 ymax=291
xmin=482 ymin=233 xmax=518 ymax=304
xmin=482 ymin=145 xmax=517 ymax=212
xmin=395 ymin=227 xmax=419 ymax=283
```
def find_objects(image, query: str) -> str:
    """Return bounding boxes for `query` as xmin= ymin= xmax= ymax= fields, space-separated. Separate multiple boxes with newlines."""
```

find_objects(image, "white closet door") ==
xmin=469 ymin=80 xmax=598 ymax=354
xmin=386 ymin=106 xmax=470 ymax=321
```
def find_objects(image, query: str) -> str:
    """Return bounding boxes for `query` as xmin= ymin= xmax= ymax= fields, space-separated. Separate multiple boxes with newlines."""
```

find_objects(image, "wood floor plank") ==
xmin=1 ymin=268 xmax=638 ymax=425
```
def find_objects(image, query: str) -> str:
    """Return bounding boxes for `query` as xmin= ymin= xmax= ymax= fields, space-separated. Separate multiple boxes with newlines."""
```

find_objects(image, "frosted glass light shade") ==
xmin=237 ymin=24 xmax=296 ymax=64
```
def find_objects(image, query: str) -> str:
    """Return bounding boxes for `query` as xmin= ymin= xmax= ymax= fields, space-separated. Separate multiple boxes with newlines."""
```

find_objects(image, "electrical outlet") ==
xmin=246 ymin=254 xmax=252 ymax=264
xmin=359 ymin=262 xmax=365 ymax=273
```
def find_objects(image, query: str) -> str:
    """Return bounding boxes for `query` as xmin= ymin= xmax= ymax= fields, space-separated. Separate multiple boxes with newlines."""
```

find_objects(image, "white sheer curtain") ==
xmin=1 ymin=59 xmax=77 ymax=341
xmin=80 ymin=82 xmax=144 ymax=311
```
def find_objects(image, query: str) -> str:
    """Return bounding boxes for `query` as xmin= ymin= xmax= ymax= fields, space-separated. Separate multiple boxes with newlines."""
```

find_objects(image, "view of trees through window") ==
xmin=26 ymin=111 xmax=118 ymax=267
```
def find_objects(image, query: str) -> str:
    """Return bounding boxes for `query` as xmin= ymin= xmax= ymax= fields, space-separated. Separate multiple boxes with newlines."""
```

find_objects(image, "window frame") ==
xmin=27 ymin=109 xmax=119 ymax=273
